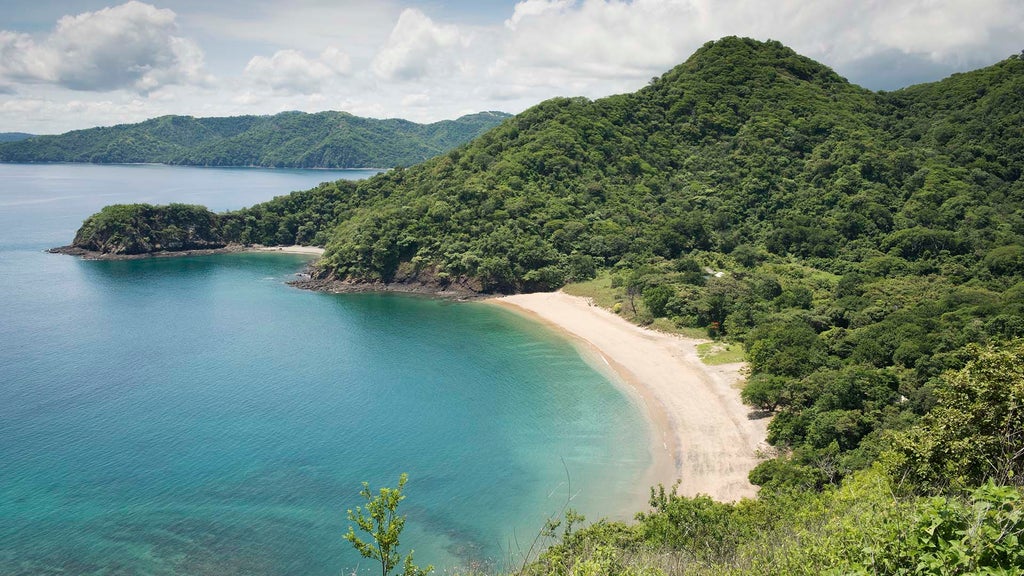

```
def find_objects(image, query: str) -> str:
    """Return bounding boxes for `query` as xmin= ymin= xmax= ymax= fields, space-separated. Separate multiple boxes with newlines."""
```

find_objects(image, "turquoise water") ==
xmin=0 ymin=164 xmax=651 ymax=575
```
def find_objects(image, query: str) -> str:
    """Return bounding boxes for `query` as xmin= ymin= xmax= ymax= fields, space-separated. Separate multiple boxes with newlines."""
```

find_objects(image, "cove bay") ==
xmin=0 ymin=163 xmax=651 ymax=575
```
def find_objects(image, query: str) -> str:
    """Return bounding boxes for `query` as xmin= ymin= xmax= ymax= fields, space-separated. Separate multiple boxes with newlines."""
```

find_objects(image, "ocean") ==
xmin=0 ymin=163 xmax=651 ymax=575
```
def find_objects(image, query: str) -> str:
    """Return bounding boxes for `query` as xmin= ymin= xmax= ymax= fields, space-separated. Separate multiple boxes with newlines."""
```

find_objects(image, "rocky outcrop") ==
xmin=291 ymin=264 xmax=487 ymax=300
xmin=69 ymin=203 xmax=226 ymax=255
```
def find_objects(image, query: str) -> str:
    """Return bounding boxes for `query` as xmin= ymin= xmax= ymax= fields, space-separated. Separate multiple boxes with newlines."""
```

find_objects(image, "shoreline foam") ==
xmin=491 ymin=291 xmax=769 ymax=502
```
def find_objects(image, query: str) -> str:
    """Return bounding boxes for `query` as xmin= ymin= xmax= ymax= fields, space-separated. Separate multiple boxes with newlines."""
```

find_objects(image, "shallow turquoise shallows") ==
xmin=0 ymin=164 xmax=651 ymax=575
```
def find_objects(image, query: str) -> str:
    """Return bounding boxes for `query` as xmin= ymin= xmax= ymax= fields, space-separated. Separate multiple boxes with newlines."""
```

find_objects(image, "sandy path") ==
xmin=492 ymin=291 xmax=768 ymax=502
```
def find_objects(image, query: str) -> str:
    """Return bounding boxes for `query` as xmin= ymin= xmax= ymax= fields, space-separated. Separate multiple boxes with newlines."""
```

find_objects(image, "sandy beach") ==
xmin=254 ymin=245 xmax=326 ymax=255
xmin=493 ymin=291 xmax=768 ymax=502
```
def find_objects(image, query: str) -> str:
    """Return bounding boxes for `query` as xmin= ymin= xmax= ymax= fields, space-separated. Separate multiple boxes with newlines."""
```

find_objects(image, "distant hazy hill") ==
xmin=0 ymin=132 xmax=34 ymax=143
xmin=0 ymin=111 xmax=510 ymax=168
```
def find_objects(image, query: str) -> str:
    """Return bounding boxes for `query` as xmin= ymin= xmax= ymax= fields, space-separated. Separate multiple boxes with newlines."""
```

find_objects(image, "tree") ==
xmin=746 ymin=318 xmax=827 ymax=378
xmin=625 ymin=271 xmax=644 ymax=315
xmin=344 ymin=473 xmax=433 ymax=576
xmin=740 ymin=374 xmax=791 ymax=412
xmin=885 ymin=341 xmax=1024 ymax=492
xmin=643 ymin=285 xmax=675 ymax=318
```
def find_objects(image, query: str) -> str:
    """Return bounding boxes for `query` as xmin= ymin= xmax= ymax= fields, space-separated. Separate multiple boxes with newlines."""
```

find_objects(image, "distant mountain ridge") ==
xmin=0 ymin=111 xmax=510 ymax=168
xmin=0 ymin=132 xmax=34 ymax=143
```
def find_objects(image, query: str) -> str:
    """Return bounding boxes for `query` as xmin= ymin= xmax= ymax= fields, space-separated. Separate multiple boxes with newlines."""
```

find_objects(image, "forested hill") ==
xmin=306 ymin=37 xmax=1022 ymax=291
xmin=0 ymin=111 xmax=510 ymax=168
xmin=71 ymin=34 xmax=1024 ymax=512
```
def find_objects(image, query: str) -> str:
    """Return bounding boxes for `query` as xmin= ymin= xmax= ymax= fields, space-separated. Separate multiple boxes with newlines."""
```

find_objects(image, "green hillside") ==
xmin=66 ymin=37 xmax=1024 ymax=574
xmin=0 ymin=110 xmax=509 ymax=168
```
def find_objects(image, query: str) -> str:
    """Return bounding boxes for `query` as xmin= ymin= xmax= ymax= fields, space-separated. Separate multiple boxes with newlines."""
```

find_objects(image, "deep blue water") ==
xmin=0 ymin=164 xmax=651 ymax=575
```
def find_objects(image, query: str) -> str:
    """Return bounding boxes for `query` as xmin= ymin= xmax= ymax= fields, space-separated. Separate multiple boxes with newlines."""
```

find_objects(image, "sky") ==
xmin=1 ymin=0 xmax=1021 ymax=134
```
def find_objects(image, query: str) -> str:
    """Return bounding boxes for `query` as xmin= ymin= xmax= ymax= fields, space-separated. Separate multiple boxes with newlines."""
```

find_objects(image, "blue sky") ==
xmin=1 ymin=0 xmax=1021 ymax=133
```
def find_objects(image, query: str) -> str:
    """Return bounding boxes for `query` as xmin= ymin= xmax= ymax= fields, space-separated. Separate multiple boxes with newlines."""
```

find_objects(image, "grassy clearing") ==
xmin=696 ymin=341 xmax=746 ymax=365
xmin=650 ymin=318 xmax=707 ymax=338
xmin=561 ymin=272 xmax=620 ymax=309
xmin=563 ymin=272 xmax=708 ymax=338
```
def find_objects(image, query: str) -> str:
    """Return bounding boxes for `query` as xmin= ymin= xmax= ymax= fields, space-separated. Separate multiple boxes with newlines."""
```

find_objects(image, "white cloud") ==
xmin=319 ymin=47 xmax=353 ymax=74
xmin=0 ymin=95 xmax=157 ymax=132
xmin=498 ymin=0 xmax=693 ymax=79
xmin=371 ymin=8 xmax=466 ymax=80
xmin=862 ymin=0 xmax=1005 ymax=57
xmin=492 ymin=0 xmax=1024 ymax=91
xmin=0 ymin=1 xmax=211 ymax=93
xmin=505 ymin=0 xmax=574 ymax=30
xmin=244 ymin=47 xmax=351 ymax=94
xmin=190 ymin=1 xmax=400 ymax=56
xmin=0 ymin=97 xmax=46 ymax=117
xmin=401 ymin=93 xmax=430 ymax=107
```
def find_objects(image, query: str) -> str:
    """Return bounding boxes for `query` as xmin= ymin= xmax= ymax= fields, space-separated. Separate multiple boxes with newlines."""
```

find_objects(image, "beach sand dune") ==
xmin=494 ymin=291 xmax=769 ymax=502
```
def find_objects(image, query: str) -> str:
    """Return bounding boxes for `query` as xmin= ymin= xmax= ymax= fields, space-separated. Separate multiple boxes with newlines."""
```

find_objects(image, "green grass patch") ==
xmin=650 ymin=317 xmax=707 ymax=338
xmin=562 ymin=272 xmax=620 ymax=309
xmin=696 ymin=341 xmax=746 ymax=365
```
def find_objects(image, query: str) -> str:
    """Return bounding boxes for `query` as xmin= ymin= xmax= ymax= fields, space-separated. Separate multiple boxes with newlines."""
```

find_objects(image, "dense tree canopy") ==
xmin=73 ymin=203 xmax=225 ymax=254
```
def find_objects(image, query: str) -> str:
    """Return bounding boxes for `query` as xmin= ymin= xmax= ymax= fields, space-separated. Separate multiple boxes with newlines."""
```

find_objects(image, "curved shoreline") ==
xmin=48 ymin=241 xmax=767 ymax=499
xmin=491 ymin=291 xmax=769 ymax=502
xmin=48 ymin=243 xmax=325 ymax=259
